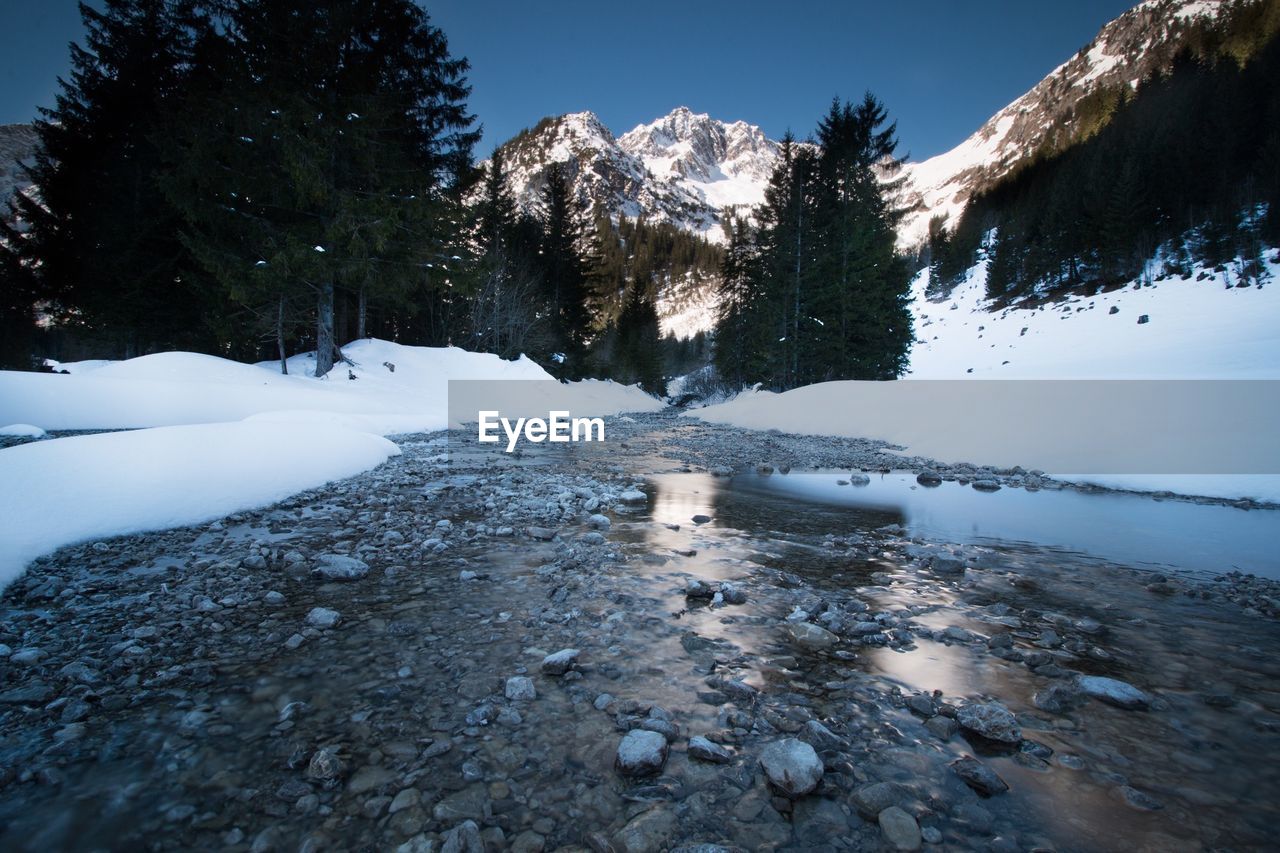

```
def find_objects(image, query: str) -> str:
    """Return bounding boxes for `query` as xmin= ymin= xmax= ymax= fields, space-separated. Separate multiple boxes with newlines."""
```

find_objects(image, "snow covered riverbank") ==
xmin=0 ymin=339 xmax=662 ymax=585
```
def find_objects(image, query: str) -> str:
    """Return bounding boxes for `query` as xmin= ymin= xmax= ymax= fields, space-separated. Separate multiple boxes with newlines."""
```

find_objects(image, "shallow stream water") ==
xmin=1 ymin=427 xmax=1278 ymax=851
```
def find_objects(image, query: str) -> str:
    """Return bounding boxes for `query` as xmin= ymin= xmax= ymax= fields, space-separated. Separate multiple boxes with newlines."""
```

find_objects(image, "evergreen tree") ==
xmin=1 ymin=0 xmax=209 ymax=357
xmin=538 ymin=163 xmax=590 ymax=375
xmin=162 ymin=0 xmax=477 ymax=376
xmin=613 ymin=278 xmax=664 ymax=394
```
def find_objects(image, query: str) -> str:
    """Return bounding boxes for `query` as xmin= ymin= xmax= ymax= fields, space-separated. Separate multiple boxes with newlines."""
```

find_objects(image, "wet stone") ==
xmin=1034 ymin=683 xmax=1087 ymax=715
xmin=759 ymin=738 xmax=823 ymax=797
xmin=304 ymin=607 xmax=341 ymax=629
xmin=851 ymin=782 xmax=902 ymax=818
xmin=1116 ymin=785 xmax=1164 ymax=811
xmin=956 ymin=703 xmax=1022 ymax=744
xmin=790 ymin=622 xmax=838 ymax=650
xmin=441 ymin=819 xmax=483 ymax=853
xmin=616 ymin=729 xmax=669 ymax=777
xmin=688 ymin=735 xmax=732 ymax=764
xmin=540 ymin=648 xmax=579 ymax=675
xmin=313 ymin=554 xmax=369 ymax=581
xmin=1076 ymin=675 xmax=1151 ymax=710
xmin=879 ymin=805 xmax=922 ymax=851
xmin=951 ymin=755 xmax=1009 ymax=796
xmin=504 ymin=676 xmax=536 ymax=701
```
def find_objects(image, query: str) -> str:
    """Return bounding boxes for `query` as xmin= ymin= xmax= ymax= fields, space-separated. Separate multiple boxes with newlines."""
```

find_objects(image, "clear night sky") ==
xmin=0 ymin=0 xmax=1137 ymax=162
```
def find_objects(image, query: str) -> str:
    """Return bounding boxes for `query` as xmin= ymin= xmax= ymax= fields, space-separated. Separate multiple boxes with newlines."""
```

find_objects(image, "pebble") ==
xmin=504 ymin=676 xmax=536 ymax=701
xmin=1076 ymin=675 xmax=1151 ymax=709
xmin=312 ymin=554 xmax=369 ymax=581
xmin=790 ymin=621 xmax=838 ymax=650
xmin=540 ymin=648 xmax=579 ymax=675
xmin=687 ymin=735 xmax=732 ymax=764
xmin=304 ymin=607 xmax=341 ymax=629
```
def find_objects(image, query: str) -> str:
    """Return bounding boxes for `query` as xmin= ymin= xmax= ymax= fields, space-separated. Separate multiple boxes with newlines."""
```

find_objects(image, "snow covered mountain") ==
xmin=896 ymin=0 xmax=1235 ymax=246
xmin=496 ymin=1 xmax=1242 ymax=253
xmin=494 ymin=107 xmax=780 ymax=242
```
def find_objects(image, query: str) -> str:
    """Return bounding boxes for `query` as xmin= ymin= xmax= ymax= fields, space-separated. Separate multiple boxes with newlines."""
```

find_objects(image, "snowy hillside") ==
xmin=907 ymin=252 xmax=1280 ymax=379
xmin=896 ymin=0 xmax=1233 ymax=246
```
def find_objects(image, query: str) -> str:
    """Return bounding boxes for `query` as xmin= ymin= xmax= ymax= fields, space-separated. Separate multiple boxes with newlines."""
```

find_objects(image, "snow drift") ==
xmin=0 ymin=422 xmax=400 ymax=586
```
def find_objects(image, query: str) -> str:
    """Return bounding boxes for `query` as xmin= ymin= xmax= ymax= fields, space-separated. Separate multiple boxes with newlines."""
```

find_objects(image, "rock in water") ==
xmin=685 ymin=579 xmax=715 ymax=599
xmin=619 ymin=489 xmax=647 ymax=504
xmin=305 ymin=607 xmax=341 ymax=629
xmin=1075 ymin=675 xmax=1151 ymax=710
xmin=616 ymin=730 xmax=669 ymax=776
xmin=505 ymin=676 xmax=536 ymax=701
xmin=313 ymin=554 xmax=369 ymax=581
xmin=916 ymin=469 xmax=943 ymax=486
xmin=956 ymin=703 xmax=1021 ymax=743
xmin=951 ymin=755 xmax=1009 ymax=796
xmin=719 ymin=581 xmax=748 ymax=604
xmin=687 ymin=735 xmax=732 ymax=764
xmin=441 ymin=820 xmax=483 ymax=853
xmin=1033 ymin=683 xmax=1086 ymax=715
xmin=790 ymin=622 xmax=838 ymax=650
xmin=878 ymin=805 xmax=922 ymax=851
xmin=759 ymin=738 xmax=823 ymax=797
xmin=540 ymin=648 xmax=579 ymax=675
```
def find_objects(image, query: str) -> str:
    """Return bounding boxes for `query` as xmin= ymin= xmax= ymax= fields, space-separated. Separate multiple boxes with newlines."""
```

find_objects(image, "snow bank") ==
xmin=1 ymin=338 xmax=660 ymax=434
xmin=0 ymin=422 xmax=399 ymax=586
xmin=0 ymin=339 xmax=661 ymax=585
xmin=0 ymin=423 xmax=45 ymax=438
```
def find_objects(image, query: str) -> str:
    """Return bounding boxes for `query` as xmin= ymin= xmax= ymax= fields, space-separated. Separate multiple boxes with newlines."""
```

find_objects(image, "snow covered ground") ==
xmin=690 ymin=254 xmax=1280 ymax=501
xmin=0 ymin=339 xmax=662 ymax=585
xmin=908 ymin=254 xmax=1280 ymax=379
xmin=0 ymin=423 xmax=400 ymax=586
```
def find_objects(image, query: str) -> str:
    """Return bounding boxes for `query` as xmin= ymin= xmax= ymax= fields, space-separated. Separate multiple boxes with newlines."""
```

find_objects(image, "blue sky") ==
xmin=0 ymin=1 xmax=1135 ymax=162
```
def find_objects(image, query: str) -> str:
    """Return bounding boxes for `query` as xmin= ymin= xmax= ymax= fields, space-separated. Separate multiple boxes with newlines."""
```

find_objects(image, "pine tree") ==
xmin=613 ymin=278 xmax=664 ymax=394
xmin=538 ymin=163 xmax=590 ymax=375
xmin=162 ymin=0 xmax=477 ymax=376
xmin=1 ymin=0 xmax=209 ymax=357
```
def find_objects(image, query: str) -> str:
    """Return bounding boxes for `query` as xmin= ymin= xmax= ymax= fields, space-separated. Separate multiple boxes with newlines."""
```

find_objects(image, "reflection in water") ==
xmin=628 ymin=471 xmax=1280 ymax=851
xmin=726 ymin=469 xmax=1280 ymax=578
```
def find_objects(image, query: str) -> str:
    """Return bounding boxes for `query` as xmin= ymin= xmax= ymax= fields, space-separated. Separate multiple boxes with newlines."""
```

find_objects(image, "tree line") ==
xmin=927 ymin=0 xmax=1280 ymax=303
xmin=0 ymin=0 xmax=722 ymax=384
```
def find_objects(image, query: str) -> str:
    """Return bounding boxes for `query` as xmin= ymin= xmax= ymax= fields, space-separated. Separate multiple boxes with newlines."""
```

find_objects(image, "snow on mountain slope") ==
xmin=896 ymin=0 xmax=1235 ymax=247
xmin=907 ymin=252 xmax=1280 ymax=379
xmin=618 ymin=106 xmax=778 ymax=217
xmin=496 ymin=107 xmax=782 ymax=242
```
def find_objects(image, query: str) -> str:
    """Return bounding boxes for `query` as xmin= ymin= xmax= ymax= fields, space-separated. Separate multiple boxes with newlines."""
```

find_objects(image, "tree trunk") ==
xmin=316 ymin=281 xmax=335 ymax=377
xmin=277 ymin=295 xmax=288 ymax=375
xmin=357 ymin=286 xmax=367 ymax=339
